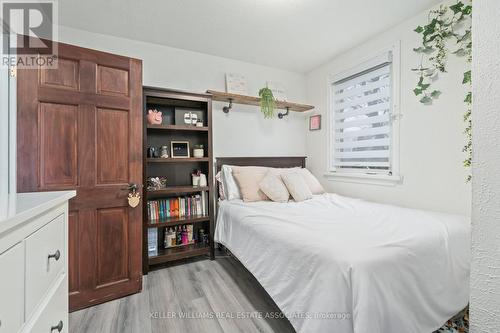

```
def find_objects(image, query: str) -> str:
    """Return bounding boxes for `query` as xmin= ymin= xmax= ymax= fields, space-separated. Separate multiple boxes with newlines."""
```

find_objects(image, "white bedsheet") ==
xmin=214 ymin=193 xmax=470 ymax=333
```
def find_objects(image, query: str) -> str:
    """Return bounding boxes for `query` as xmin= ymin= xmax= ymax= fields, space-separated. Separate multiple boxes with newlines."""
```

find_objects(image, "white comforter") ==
xmin=214 ymin=193 xmax=470 ymax=333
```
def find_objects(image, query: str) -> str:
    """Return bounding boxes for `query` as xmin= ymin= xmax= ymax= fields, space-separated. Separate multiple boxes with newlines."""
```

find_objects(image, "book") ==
xmin=148 ymin=228 xmax=158 ymax=256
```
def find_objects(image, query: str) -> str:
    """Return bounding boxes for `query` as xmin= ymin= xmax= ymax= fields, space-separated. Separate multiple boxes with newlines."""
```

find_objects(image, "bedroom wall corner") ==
xmin=304 ymin=1 xmax=472 ymax=216
xmin=470 ymin=0 xmax=500 ymax=330
xmin=57 ymin=26 xmax=309 ymax=159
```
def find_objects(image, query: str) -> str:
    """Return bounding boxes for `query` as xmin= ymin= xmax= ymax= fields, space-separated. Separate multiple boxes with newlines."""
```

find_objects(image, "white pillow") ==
xmin=221 ymin=165 xmax=241 ymax=200
xmin=299 ymin=168 xmax=325 ymax=194
xmin=259 ymin=171 xmax=290 ymax=203
xmin=281 ymin=172 xmax=313 ymax=202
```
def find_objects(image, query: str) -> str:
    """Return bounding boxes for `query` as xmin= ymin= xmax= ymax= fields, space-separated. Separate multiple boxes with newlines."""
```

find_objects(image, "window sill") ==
xmin=323 ymin=172 xmax=403 ymax=186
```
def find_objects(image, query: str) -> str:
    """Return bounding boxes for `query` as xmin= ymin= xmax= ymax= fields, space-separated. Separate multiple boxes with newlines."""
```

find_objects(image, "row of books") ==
xmin=147 ymin=191 xmax=208 ymax=221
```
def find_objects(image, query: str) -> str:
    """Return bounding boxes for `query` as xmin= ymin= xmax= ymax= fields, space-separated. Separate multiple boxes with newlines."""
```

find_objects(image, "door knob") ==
xmin=48 ymin=250 xmax=61 ymax=261
xmin=51 ymin=320 xmax=63 ymax=332
xmin=122 ymin=183 xmax=142 ymax=191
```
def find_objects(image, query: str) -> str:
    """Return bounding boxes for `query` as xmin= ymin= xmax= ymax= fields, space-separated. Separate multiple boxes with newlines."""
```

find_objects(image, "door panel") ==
xmin=97 ymin=65 xmax=129 ymax=96
xmin=96 ymin=207 xmax=128 ymax=287
xmin=40 ymin=58 xmax=79 ymax=90
xmin=39 ymin=102 xmax=78 ymax=189
xmin=17 ymin=41 xmax=143 ymax=311
xmin=96 ymin=108 xmax=129 ymax=184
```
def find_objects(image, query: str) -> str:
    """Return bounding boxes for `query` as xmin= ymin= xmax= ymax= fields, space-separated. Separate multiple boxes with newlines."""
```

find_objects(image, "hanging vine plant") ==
xmin=259 ymin=86 xmax=276 ymax=118
xmin=412 ymin=0 xmax=472 ymax=181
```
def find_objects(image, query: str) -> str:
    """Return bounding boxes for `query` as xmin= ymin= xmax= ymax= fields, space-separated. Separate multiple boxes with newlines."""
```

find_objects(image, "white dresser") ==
xmin=0 ymin=191 xmax=75 ymax=333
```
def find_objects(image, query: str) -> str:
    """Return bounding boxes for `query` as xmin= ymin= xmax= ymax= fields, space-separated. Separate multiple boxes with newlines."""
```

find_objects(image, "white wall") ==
xmin=305 ymin=2 xmax=471 ymax=216
xmin=470 ymin=1 xmax=500 ymax=330
xmin=58 ymin=26 xmax=308 ymax=158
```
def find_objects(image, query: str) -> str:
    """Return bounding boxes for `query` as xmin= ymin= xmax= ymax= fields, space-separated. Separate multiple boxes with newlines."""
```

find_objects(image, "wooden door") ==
xmin=17 ymin=41 xmax=143 ymax=311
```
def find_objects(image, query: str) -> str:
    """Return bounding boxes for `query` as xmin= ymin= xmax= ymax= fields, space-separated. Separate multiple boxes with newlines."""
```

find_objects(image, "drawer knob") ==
xmin=51 ymin=320 xmax=63 ymax=332
xmin=48 ymin=250 xmax=61 ymax=261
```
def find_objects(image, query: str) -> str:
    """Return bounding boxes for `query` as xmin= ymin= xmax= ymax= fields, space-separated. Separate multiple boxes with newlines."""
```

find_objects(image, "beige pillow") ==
xmin=231 ymin=166 xmax=269 ymax=202
xmin=259 ymin=171 xmax=290 ymax=203
xmin=299 ymin=168 xmax=325 ymax=194
xmin=282 ymin=172 xmax=313 ymax=202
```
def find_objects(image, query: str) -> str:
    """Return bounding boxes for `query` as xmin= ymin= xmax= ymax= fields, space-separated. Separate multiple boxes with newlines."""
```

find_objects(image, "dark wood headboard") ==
xmin=214 ymin=156 xmax=306 ymax=202
xmin=215 ymin=156 xmax=306 ymax=173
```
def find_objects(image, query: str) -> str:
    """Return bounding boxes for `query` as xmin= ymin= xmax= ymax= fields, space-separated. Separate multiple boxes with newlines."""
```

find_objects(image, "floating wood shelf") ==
xmin=206 ymin=90 xmax=314 ymax=112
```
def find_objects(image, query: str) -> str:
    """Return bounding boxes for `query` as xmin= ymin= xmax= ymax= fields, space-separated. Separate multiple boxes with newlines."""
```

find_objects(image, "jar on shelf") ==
xmin=160 ymin=145 xmax=169 ymax=158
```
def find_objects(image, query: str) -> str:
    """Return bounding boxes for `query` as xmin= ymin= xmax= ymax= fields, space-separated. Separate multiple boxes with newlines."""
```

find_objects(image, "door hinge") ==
xmin=9 ymin=66 xmax=16 ymax=78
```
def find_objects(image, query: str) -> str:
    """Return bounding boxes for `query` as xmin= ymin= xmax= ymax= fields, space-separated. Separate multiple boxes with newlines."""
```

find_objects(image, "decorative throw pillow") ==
xmin=231 ymin=166 xmax=269 ymax=202
xmin=221 ymin=165 xmax=242 ymax=200
xmin=299 ymin=168 xmax=325 ymax=194
xmin=259 ymin=171 xmax=290 ymax=203
xmin=281 ymin=172 xmax=313 ymax=202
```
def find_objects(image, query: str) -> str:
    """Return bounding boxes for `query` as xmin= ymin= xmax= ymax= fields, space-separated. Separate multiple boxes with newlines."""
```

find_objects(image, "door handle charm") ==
xmin=127 ymin=183 xmax=141 ymax=208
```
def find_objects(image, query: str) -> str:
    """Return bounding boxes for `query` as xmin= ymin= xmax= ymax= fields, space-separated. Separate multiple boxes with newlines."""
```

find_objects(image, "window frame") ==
xmin=325 ymin=42 xmax=402 ymax=186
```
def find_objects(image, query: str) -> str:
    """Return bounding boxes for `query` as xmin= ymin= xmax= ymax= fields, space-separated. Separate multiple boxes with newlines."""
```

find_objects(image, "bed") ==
xmin=213 ymin=157 xmax=470 ymax=333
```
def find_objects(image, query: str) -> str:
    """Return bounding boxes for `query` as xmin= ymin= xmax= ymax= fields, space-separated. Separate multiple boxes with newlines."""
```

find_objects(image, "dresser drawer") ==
xmin=29 ymin=277 xmax=67 ymax=333
xmin=0 ymin=243 xmax=24 ymax=333
xmin=25 ymin=214 xmax=65 ymax=317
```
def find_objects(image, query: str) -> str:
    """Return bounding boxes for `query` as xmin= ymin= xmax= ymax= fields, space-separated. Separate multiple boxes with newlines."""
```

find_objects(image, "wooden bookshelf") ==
xmin=143 ymin=87 xmax=214 ymax=274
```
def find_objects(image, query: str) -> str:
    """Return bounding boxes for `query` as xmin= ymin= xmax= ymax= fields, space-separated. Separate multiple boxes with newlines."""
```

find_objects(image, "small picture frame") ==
xmin=170 ymin=141 xmax=190 ymax=158
xmin=309 ymin=115 xmax=321 ymax=131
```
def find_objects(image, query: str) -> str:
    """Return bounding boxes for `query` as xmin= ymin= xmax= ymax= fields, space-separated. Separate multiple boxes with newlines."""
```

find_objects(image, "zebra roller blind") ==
xmin=331 ymin=60 xmax=393 ymax=173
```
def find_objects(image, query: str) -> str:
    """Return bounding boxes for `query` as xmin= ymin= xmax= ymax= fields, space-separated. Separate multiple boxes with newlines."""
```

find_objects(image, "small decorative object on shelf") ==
xmin=309 ymin=114 xmax=321 ymax=131
xmin=267 ymin=81 xmax=287 ymax=101
xmin=192 ymin=169 xmax=201 ymax=186
xmin=198 ymin=228 xmax=209 ymax=245
xmin=160 ymin=145 xmax=169 ymax=158
xmin=193 ymin=144 xmax=204 ymax=158
xmin=146 ymin=109 xmax=162 ymax=125
xmin=199 ymin=173 xmax=207 ymax=187
xmin=196 ymin=119 xmax=204 ymax=127
xmin=175 ymin=108 xmax=205 ymax=126
xmin=171 ymin=141 xmax=190 ymax=158
xmin=147 ymin=177 xmax=167 ymax=191
xmin=147 ymin=146 xmax=159 ymax=158
xmin=226 ymin=73 xmax=248 ymax=95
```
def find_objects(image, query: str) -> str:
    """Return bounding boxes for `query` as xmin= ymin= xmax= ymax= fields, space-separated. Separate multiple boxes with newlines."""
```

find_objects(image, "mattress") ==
xmin=214 ymin=193 xmax=470 ymax=333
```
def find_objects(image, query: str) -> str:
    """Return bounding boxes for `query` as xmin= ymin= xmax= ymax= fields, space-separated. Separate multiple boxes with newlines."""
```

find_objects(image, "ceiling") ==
xmin=59 ymin=0 xmax=441 ymax=73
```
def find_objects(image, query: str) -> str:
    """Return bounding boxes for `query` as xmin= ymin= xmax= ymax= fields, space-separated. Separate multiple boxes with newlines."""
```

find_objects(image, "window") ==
xmin=328 ymin=46 xmax=400 ymax=184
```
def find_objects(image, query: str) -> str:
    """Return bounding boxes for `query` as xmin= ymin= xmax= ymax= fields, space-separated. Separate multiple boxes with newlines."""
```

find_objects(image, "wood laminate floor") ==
xmin=69 ymin=254 xmax=296 ymax=333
